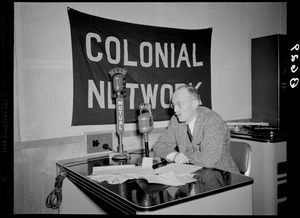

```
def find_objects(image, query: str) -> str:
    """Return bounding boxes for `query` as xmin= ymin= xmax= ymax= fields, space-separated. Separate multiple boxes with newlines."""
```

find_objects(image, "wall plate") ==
xmin=85 ymin=131 xmax=113 ymax=154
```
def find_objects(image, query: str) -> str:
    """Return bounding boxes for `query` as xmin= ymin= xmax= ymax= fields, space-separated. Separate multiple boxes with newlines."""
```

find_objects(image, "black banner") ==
xmin=68 ymin=8 xmax=212 ymax=125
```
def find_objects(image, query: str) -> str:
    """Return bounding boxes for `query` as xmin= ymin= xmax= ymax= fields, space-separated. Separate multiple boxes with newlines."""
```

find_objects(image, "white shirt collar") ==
xmin=187 ymin=115 xmax=197 ymax=135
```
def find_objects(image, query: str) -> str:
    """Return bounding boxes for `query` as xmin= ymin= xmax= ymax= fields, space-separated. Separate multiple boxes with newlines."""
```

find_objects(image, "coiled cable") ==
xmin=45 ymin=172 xmax=67 ymax=210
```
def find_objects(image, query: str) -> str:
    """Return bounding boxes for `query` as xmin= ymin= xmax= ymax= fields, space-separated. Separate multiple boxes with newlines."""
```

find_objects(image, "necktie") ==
xmin=187 ymin=124 xmax=193 ymax=142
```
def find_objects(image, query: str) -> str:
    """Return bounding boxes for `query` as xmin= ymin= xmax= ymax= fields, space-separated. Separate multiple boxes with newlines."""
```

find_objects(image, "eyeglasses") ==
xmin=170 ymin=101 xmax=193 ymax=110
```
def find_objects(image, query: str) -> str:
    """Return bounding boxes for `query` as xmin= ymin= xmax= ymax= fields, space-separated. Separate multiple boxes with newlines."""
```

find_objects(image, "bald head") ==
xmin=171 ymin=85 xmax=201 ymax=123
xmin=174 ymin=85 xmax=201 ymax=104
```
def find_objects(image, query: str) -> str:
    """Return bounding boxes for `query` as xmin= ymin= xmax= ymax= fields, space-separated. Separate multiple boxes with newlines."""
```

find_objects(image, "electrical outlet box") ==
xmin=85 ymin=131 xmax=113 ymax=154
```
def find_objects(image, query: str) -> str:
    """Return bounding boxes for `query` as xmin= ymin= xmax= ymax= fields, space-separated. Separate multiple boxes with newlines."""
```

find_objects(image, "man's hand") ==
xmin=173 ymin=152 xmax=190 ymax=164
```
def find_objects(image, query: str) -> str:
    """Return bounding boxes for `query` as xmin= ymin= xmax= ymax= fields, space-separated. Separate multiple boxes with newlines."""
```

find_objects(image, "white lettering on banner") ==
xmin=88 ymin=80 xmax=202 ymax=109
xmin=85 ymin=33 xmax=204 ymax=68
xmin=140 ymin=42 xmax=153 ymax=67
xmin=140 ymin=84 xmax=158 ymax=108
xmin=106 ymin=36 xmax=121 ymax=64
xmin=126 ymin=83 xmax=139 ymax=109
xmin=107 ymin=82 xmax=115 ymax=109
xmin=177 ymin=44 xmax=190 ymax=68
xmin=88 ymin=80 xmax=105 ymax=108
xmin=160 ymin=84 xmax=173 ymax=108
xmin=124 ymin=39 xmax=138 ymax=66
xmin=155 ymin=42 xmax=168 ymax=68
xmin=171 ymin=43 xmax=175 ymax=68
xmin=193 ymin=43 xmax=203 ymax=67
xmin=86 ymin=33 xmax=102 ymax=62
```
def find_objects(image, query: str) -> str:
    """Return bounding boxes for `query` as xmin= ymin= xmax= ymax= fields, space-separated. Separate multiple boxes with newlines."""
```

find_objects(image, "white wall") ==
xmin=14 ymin=2 xmax=287 ymax=142
xmin=13 ymin=2 xmax=286 ymax=214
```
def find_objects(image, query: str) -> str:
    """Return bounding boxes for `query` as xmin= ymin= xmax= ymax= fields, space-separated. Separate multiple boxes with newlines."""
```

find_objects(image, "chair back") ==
xmin=230 ymin=141 xmax=252 ymax=176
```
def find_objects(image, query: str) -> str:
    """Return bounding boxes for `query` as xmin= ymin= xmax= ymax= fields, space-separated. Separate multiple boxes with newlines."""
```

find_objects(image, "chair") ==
xmin=230 ymin=141 xmax=252 ymax=176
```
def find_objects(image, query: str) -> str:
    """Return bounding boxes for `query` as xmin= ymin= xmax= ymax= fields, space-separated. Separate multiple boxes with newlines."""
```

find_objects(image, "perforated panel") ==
xmin=20 ymin=3 xmax=71 ymax=60
xmin=22 ymin=68 xmax=73 ymax=141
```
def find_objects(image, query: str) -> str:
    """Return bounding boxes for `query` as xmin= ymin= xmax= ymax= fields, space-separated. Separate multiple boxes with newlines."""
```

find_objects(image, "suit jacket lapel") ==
xmin=192 ymin=107 xmax=204 ymax=151
xmin=177 ymin=122 xmax=189 ymax=152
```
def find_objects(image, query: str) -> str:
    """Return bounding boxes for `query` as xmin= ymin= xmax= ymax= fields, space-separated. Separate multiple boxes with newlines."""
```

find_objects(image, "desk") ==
xmin=56 ymin=152 xmax=253 ymax=215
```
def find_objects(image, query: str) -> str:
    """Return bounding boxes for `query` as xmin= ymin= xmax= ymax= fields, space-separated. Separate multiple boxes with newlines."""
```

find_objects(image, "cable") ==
xmin=45 ymin=172 xmax=67 ymax=210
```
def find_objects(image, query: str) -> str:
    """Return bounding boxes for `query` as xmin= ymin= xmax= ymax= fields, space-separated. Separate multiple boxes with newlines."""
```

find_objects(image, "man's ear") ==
xmin=192 ymin=100 xmax=198 ymax=109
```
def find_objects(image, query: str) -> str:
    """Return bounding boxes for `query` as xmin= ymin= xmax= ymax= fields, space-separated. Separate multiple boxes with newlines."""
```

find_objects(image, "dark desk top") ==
xmin=56 ymin=151 xmax=253 ymax=214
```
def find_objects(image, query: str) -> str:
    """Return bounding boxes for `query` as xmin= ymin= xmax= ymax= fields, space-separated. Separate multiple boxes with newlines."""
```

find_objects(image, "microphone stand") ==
xmin=143 ymin=133 xmax=150 ymax=157
xmin=108 ymin=67 xmax=130 ymax=161
xmin=112 ymin=94 xmax=130 ymax=160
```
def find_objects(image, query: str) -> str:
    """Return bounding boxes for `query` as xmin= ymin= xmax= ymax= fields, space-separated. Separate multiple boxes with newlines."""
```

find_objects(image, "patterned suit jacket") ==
xmin=152 ymin=106 xmax=240 ymax=174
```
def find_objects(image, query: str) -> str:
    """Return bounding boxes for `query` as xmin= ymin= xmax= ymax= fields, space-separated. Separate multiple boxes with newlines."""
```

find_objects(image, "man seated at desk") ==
xmin=152 ymin=84 xmax=240 ymax=174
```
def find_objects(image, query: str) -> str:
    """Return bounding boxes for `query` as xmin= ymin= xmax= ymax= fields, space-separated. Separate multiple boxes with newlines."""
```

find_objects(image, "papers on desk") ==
xmin=91 ymin=164 xmax=154 ymax=175
xmin=142 ymin=171 xmax=197 ymax=186
xmin=88 ymin=164 xmax=156 ymax=184
xmin=87 ymin=160 xmax=202 ymax=186
xmin=154 ymin=163 xmax=202 ymax=175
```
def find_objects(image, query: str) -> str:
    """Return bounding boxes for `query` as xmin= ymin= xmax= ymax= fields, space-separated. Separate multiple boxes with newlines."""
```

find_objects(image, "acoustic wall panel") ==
xmin=22 ymin=68 xmax=73 ymax=141
xmin=20 ymin=3 xmax=71 ymax=60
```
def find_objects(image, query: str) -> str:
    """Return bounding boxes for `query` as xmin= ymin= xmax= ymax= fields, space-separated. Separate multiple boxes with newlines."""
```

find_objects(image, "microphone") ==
xmin=108 ymin=67 xmax=127 ymax=98
xmin=138 ymin=103 xmax=153 ymax=157
xmin=113 ymin=73 xmax=124 ymax=93
xmin=138 ymin=112 xmax=153 ymax=136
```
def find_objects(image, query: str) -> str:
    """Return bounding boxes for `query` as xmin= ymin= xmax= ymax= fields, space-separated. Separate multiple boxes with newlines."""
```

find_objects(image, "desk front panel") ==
xmin=57 ymin=152 xmax=253 ymax=214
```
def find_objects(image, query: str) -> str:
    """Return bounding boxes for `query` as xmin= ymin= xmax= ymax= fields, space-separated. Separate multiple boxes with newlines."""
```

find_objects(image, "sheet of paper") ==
xmin=156 ymin=171 xmax=196 ymax=185
xmin=141 ymin=174 xmax=183 ymax=186
xmin=142 ymin=157 xmax=153 ymax=168
xmin=154 ymin=163 xmax=202 ymax=175
xmin=92 ymin=164 xmax=135 ymax=175
xmin=141 ymin=171 xmax=196 ymax=186
xmin=92 ymin=165 xmax=155 ymax=176
xmin=88 ymin=163 xmax=200 ymax=186
xmin=87 ymin=174 xmax=136 ymax=184
xmin=88 ymin=170 xmax=196 ymax=186
xmin=166 ymin=186 xmax=180 ymax=198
